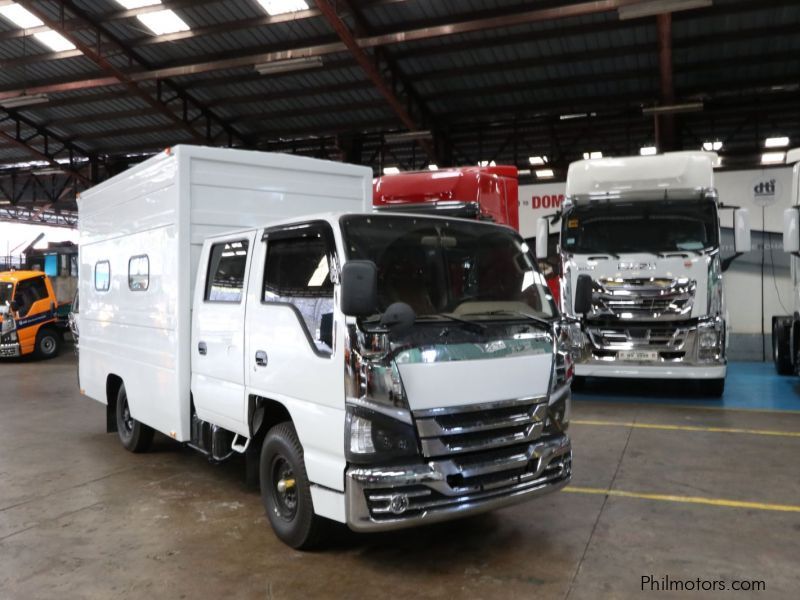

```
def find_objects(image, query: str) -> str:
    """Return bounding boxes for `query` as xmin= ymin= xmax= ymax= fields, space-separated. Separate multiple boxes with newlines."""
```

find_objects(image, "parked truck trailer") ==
xmin=77 ymin=146 xmax=576 ymax=548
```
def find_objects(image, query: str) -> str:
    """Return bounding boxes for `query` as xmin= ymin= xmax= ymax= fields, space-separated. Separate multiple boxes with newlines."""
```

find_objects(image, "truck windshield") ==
xmin=341 ymin=215 xmax=556 ymax=320
xmin=562 ymin=199 xmax=718 ymax=255
xmin=0 ymin=282 xmax=13 ymax=305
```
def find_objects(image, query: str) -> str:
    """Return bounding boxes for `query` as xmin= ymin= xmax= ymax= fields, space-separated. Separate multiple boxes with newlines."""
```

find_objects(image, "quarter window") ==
xmin=95 ymin=261 xmax=110 ymax=292
xmin=205 ymin=240 xmax=249 ymax=303
xmin=263 ymin=229 xmax=334 ymax=354
xmin=128 ymin=255 xmax=149 ymax=291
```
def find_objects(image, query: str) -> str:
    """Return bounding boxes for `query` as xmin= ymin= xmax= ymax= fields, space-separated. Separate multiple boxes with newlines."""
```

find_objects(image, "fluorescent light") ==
xmin=640 ymin=146 xmax=657 ymax=156
xmin=518 ymin=169 xmax=531 ymax=176
xmin=478 ymin=160 xmax=497 ymax=167
xmin=34 ymin=30 xmax=76 ymax=52
xmin=257 ymin=0 xmax=309 ymax=16
xmin=384 ymin=129 xmax=433 ymax=143
xmin=536 ymin=169 xmax=555 ymax=178
xmin=0 ymin=3 xmax=44 ymax=28
xmin=137 ymin=9 xmax=190 ymax=35
xmin=583 ymin=151 xmax=603 ymax=160
xmin=619 ymin=0 xmax=712 ymax=20
xmin=702 ymin=141 xmax=723 ymax=151
xmin=642 ymin=102 xmax=703 ymax=115
xmin=115 ymin=1 xmax=162 ymax=8
xmin=528 ymin=155 xmax=548 ymax=165
xmin=560 ymin=113 xmax=589 ymax=120
xmin=428 ymin=164 xmax=439 ymax=171
xmin=254 ymin=56 xmax=323 ymax=75
xmin=761 ymin=152 xmax=786 ymax=165
xmin=0 ymin=94 xmax=50 ymax=109
xmin=383 ymin=167 xmax=400 ymax=175
xmin=765 ymin=136 xmax=789 ymax=148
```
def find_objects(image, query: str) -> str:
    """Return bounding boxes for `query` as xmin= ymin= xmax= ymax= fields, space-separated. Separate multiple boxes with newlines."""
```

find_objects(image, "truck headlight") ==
xmin=1 ymin=314 xmax=15 ymax=336
xmin=699 ymin=330 xmax=719 ymax=349
xmin=345 ymin=406 xmax=419 ymax=463
xmin=697 ymin=318 xmax=723 ymax=361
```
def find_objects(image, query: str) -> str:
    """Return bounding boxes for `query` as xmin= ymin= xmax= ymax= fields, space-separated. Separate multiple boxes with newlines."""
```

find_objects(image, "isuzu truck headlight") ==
xmin=697 ymin=318 xmax=723 ymax=361
xmin=345 ymin=406 xmax=419 ymax=464
xmin=1 ymin=313 xmax=15 ymax=336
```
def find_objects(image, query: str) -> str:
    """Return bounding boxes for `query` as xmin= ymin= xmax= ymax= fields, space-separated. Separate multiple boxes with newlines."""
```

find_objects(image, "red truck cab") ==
xmin=373 ymin=166 xmax=519 ymax=230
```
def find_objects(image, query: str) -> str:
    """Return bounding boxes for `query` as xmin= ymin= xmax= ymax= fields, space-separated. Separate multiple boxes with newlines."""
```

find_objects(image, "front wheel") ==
xmin=35 ymin=327 xmax=61 ymax=359
xmin=260 ymin=422 xmax=326 ymax=549
xmin=115 ymin=384 xmax=154 ymax=453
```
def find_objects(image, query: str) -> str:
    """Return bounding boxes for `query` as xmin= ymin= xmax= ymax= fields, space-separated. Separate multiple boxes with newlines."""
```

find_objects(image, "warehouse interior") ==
xmin=2 ymin=1 xmax=800 ymax=598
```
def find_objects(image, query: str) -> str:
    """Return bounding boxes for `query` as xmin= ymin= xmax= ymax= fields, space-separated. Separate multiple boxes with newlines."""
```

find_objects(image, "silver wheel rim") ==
xmin=40 ymin=336 xmax=56 ymax=355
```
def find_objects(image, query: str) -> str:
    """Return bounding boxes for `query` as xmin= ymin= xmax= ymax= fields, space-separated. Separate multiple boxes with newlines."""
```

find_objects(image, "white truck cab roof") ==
xmin=566 ymin=151 xmax=718 ymax=203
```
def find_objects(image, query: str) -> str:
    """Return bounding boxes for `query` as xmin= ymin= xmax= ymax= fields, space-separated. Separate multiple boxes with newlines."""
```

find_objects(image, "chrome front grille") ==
xmin=363 ymin=449 xmax=571 ymax=520
xmin=415 ymin=398 xmax=548 ymax=458
xmin=592 ymin=277 xmax=696 ymax=320
xmin=587 ymin=325 xmax=689 ymax=350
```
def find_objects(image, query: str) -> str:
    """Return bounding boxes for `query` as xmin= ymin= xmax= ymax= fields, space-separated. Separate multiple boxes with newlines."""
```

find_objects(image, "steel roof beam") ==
xmin=16 ymin=0 xmax=245 ymax=147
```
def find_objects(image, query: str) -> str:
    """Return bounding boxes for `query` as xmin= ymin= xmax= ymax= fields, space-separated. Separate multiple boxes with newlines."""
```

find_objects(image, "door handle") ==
xmin=198 ymin=341 xmax=207 ymax=355
xmin=255 ymin=350 xmax=268 ymax=367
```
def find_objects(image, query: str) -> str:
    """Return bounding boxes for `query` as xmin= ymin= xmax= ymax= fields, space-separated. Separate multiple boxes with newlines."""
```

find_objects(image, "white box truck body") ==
xmin=78 ymin=145 xmax=573 ymax=548
xmin=536 ymin=152 xmax=751 ymax=396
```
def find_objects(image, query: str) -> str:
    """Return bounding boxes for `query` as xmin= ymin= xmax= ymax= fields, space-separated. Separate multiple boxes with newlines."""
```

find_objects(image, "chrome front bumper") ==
xmin=0 ymin=342 xmax=20 ymax=358
xmin=346 ymin=433 xmax=571 ymax=532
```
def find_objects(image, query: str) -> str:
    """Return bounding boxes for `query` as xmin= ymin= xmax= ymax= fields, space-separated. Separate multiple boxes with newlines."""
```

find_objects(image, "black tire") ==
xmin=701 ymin=378 xmax=725 ymax=398
xmin=571 ymin=375 xmax=587 ymax=392
xmin=115 ymin=384 xmax=154 ymax=453
xmin=35 ymin=327 xmax=61 ymax=359
xmin=260 ymin=421 xmax=326 ymax=550
xmin=773 ymin=317 xmax=794 ymax=375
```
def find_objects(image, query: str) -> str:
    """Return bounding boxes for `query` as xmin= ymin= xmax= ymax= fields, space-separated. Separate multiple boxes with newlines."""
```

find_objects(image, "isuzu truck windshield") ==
xmin=0 ymin=282 xmax=13 ymax=305
xmin=562 ymin=199 xmax=719 ymax=255
xmin=341 ymin=214 xmax=556 ymax=320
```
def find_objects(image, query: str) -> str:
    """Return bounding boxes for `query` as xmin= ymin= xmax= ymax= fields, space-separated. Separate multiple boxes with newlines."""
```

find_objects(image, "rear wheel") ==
xmin=701 ymin=378 xmax=725 ymax=398
xmin=772 ymin=317 xmax=793 ymax=375
xmin=115 ymin=384 xmax=154 ymax=453
xmin=35 ymin=327 xmax=60 ymax=359
xmin=260 ymin=421 xmax=326 ymax=549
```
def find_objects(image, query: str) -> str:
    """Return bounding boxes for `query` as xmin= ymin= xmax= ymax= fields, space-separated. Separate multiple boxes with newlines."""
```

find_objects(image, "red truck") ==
xmin=373 ymin=166 xmax=560 ymax=302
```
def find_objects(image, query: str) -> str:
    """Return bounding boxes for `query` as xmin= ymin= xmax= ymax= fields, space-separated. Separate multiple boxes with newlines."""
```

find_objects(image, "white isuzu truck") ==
xmin=536 ymin=151 xmax=751 ymax=396
xmin=77 ymin=145 xmax=576 ymax=548
xmin=773 ymin=148 xmax=800 ymax=375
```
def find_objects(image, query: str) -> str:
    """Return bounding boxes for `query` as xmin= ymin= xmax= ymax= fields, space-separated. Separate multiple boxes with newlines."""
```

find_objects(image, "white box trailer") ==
xmin=78 ymin=146 xmax=371 ymax=440
xmin=774 ymin=148 xmax=800 ymax=374
xmin=78 ymin=145 xmax=573 ymax=548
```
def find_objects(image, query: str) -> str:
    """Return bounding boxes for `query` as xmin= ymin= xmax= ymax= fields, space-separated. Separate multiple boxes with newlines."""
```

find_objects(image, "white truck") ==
xmin=536 ymin=151 xmax=751 ymax=396
xmin=773 ymin=148 xmax=800 ymax=374
xmin=77 ymin=145 xmax=576 ymax=548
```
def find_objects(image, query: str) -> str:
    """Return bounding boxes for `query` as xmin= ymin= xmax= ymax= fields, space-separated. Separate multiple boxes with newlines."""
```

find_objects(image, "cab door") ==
xmin=191 ymin=232 xmax=256 ymax=435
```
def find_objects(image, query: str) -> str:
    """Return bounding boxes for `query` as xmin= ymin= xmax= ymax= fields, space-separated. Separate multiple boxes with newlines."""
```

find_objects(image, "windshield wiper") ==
xmin=460 ymin=310 xmax=553 ymax=330
xmin=416 ymin=313 xmax=487 ymax=333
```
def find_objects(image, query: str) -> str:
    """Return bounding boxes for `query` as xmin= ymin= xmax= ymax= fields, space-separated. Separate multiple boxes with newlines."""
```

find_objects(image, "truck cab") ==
xmin=536 ymin=152 xmax=751 ymax=396
xmin=0 ymin=270 xmax=64 ymax=359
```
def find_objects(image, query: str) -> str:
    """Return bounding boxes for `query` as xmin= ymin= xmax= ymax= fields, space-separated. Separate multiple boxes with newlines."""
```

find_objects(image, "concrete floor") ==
xmin=2 ymin=348 xmax=800 ymax=599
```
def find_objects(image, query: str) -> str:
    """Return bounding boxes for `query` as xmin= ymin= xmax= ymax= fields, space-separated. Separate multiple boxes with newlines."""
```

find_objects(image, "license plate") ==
xmin=617 ymin=350 xmax=659 ymax=362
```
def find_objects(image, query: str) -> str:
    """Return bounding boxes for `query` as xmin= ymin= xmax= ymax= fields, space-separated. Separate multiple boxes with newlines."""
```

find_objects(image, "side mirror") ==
xmin=574 ymin=275 xmax=593 ymax=316
xmin=340 ymin=260 xmax=378 ymax=317
xmin=733 ymin=208 xmax=751 ymax=253
xmin=783 ymin=208 xmax=799 ymax=254
xmin=9 ymin=300 xmax=18 ymax=313
xmin=535 ymin=217 xmax=549 ymax=260
xmin=380 ymin=302 xmax=416 ymax=334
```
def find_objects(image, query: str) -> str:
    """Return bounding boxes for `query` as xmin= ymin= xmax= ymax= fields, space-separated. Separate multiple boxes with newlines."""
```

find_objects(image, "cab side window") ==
xmin=263 ymin=228 xmax=335 ymax=355
xmin=14 ymin=276 xmax=48 ymax=317
xmin=205 ymin=240 xmax=249 ymax=303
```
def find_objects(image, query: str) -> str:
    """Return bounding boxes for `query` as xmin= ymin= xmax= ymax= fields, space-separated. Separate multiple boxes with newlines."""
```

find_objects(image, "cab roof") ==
xmin=0 ymin=270 xmax=47 ymax=283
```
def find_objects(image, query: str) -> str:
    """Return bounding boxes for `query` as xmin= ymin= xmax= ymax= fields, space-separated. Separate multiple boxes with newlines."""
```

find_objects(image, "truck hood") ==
xmin=393 ymin=333 xmax=554 ymax=411
xmin=563 ymin=252 xmax=713 ymax=320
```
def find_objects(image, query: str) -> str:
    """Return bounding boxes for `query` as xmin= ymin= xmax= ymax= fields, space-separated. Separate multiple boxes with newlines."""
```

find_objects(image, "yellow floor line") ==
xmin=571 ymin=419 xmax=800 ymax=438
xmin=564 ymin=486 xmax=800 ymax=513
